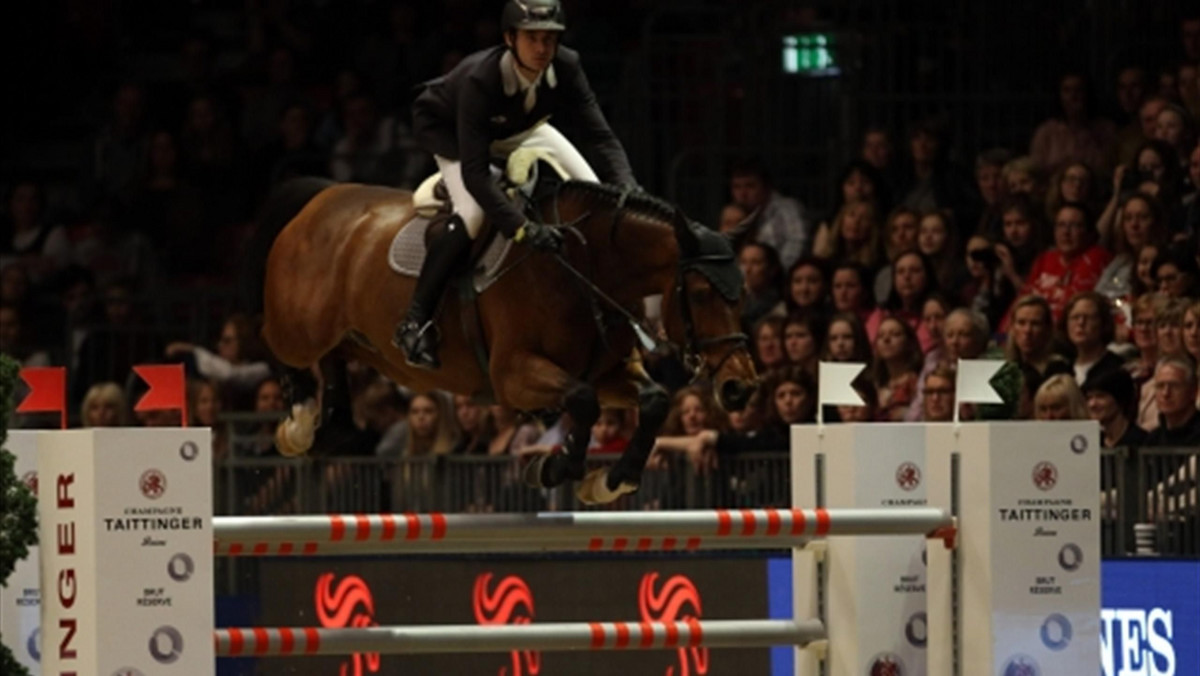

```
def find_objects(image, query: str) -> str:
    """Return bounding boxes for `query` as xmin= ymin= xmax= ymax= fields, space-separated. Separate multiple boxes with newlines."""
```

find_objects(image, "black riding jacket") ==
xmin=412 ymin=45 xmax=635 ymax=237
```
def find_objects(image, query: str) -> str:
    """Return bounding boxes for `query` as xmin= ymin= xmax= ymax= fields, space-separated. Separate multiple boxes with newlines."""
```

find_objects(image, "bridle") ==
xmin=674 ymin=254 xmax=749 ymax=382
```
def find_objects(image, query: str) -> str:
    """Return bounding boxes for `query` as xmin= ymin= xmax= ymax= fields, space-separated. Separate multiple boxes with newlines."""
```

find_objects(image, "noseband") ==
xmin=675 ymin=253 xmax=749 ymax=383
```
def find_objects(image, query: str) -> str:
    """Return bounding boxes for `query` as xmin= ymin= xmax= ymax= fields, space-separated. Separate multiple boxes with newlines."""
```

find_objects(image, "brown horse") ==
xmin=249 ymin=176 xmax=757 ymax=503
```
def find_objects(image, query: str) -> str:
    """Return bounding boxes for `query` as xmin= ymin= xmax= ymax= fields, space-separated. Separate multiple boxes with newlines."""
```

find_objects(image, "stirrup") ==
xmin=394 ymin=319 xmax=441 ymax=369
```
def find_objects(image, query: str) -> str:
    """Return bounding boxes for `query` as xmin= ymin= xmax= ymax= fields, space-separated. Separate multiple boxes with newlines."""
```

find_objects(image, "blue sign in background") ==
xmin=766 ymin=557 xmax=1200 ymax=676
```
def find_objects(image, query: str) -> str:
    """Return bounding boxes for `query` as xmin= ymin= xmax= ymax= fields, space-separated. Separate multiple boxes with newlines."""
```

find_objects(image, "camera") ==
xmin=969 ymin=246 xmax=999 ymax=266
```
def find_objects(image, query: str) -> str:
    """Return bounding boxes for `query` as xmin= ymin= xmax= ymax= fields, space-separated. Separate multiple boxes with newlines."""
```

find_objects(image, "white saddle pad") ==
xmin=387 ymin=217 xmax=515 ymax=294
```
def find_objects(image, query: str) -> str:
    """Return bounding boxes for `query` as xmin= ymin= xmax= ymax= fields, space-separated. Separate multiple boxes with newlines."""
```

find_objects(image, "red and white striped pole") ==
xmin=214 ymin=619 xmax=825 ymax=656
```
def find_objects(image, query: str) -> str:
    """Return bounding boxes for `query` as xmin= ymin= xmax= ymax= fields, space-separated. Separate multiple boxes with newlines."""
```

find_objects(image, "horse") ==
xmin=246 ymin=175 xmax=757 ymax=504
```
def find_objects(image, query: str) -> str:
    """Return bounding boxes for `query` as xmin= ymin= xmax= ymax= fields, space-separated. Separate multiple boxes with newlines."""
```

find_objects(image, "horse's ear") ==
xmin=672 ymin=208 xmax=699 ymax=256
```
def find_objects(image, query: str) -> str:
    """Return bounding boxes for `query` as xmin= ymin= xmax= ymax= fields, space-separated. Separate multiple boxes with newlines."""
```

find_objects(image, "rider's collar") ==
xmin=500 ymin=50 xmax=557 ymax=97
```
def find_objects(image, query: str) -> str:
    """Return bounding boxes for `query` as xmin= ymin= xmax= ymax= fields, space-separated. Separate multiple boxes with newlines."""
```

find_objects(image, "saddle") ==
xmin=388 ymin=147 xmax=568 ymax=293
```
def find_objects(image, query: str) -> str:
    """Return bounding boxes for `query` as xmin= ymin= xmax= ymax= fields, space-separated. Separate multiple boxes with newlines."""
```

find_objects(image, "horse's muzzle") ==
xmin=719 ymin=378 xmax=754 ymax=412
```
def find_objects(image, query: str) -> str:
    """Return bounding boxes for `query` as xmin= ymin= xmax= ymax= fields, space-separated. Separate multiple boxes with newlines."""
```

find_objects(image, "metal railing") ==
xmin=213 ymin=412 xmax=1200 ymax=558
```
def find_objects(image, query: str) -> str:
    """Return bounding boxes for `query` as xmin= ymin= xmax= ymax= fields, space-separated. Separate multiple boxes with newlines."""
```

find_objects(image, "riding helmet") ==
xmin=501 ymin=0 xmax=566 ymax=33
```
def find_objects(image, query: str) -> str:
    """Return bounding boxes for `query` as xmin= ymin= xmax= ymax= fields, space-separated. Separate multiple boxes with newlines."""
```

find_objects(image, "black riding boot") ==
xmin=392 ymin=217 xmax=472 ymax=369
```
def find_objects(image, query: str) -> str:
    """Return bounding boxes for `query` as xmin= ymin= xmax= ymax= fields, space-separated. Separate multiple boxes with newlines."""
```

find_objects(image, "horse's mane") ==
xmin=556 ymin=180 xmax=678 ymax=224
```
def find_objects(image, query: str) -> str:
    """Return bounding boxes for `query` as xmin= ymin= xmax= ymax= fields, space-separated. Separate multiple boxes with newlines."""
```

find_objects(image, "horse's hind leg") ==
xmin=577 ymin=360 xmax=669 ymax=505
xmin=276 ymin=365 xmax=320 ymax=457
xmin=312 ymin=353 xmax=363 ymax=454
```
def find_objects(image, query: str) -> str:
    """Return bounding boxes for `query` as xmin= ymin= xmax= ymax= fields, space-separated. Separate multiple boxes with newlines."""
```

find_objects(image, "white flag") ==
xmin=956 ymin=359 xmax=1005 ymax=405
xmin=819 ymin=361 xmax=867 ymax=407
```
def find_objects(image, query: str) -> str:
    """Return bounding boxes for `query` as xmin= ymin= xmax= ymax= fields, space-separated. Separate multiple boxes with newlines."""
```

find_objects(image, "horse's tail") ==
xmin=238 ymin=177 xmax=335 ymax=318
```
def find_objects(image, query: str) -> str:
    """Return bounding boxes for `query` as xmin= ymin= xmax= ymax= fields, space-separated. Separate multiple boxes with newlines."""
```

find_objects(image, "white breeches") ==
xmin=436 ymin=123 xmax=599 ymax=239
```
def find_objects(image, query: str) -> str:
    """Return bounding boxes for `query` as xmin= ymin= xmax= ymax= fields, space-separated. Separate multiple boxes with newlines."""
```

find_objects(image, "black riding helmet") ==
xmin=501 ymin=0 xmax=566 ymax=33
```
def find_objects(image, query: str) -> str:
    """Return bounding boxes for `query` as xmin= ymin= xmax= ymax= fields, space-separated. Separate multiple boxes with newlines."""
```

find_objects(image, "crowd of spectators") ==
xmin=1 ymin=3 xmax=1199 ymax=515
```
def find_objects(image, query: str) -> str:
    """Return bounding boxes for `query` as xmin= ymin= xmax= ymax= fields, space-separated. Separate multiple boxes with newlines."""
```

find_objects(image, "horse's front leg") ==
xmin=576 ymin=355 xmax=669 ymax=505
xmin=493 ymin=351 xmax=599 ymax=489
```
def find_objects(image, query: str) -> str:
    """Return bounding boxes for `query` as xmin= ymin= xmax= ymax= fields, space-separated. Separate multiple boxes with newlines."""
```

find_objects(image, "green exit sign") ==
xmin=782 ymin=33 xmax=839 ymax=76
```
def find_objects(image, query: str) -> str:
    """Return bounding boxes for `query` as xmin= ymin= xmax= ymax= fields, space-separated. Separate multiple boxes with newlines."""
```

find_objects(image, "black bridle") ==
xmin=674 ymin=254 xmax=749 ymax=382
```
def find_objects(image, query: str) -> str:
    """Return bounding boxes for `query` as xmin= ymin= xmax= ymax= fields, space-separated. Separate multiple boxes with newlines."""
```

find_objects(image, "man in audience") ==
xmin=1145 ymin=357 xmax=1200 ymax=446
xmin=725 ymin=158 xmax=811 ymax=269
xmin=1083 ymin=368 xmax=1148 ymax=447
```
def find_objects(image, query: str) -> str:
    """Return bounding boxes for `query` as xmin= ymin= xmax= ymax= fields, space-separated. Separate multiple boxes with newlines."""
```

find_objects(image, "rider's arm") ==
xmin=457 ymin=77 xmax=529 ymax=237
xmin=558 ymin=50 xmax=636 ymax=187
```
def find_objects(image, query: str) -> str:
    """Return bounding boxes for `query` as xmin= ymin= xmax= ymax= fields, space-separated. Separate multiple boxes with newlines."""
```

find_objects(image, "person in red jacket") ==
xmin=1007 ymin=201 xmax=1112 ymax=326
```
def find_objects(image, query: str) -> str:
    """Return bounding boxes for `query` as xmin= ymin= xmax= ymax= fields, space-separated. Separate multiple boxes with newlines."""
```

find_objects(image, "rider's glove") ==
xmin=513 ymin=220 xmax=564 ymax=252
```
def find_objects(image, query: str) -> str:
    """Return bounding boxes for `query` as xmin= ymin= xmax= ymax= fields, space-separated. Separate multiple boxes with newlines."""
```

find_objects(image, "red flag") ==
xmin=133 ymin=364 xmax=188 ymax=427
xmin=17 ymin=367 xmax=67 ymax=429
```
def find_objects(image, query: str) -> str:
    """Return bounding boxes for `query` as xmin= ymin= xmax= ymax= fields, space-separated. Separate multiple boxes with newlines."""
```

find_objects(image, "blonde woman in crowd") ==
xmin=812 ymin=200 xmax=883 ymax=270
xmin=80 ymin=381 xmax=129 ymax=427
xmin=1034 ymin=374 xmax=1089 ymax=420
xmin=1127 ymin=294 xmax=1162 ymax=431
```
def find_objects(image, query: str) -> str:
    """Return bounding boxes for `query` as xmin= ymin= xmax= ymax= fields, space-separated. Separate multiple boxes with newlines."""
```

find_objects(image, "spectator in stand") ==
xmin=0 ymin=304 xmax=50 ymax=367
xmin=783 ymin=313 xmax=823 ymax=375
xmin=1155 ymin=103 xmax=1197 ymax=172
xmin=1002 ymin=156 xmax=1044 ymax=206
xmin=72 ymin=278 xmax=161 ymax=407
xmin=872 ymin=316 xmax=924 ymax=421
xmin=659 ymin=385 xmax=729 ymax=437
xmin=165 ymin=313 xmax=271 ymax=411
xmin=1181 ymin=301 xmax=1200 ymax=382
xmin=1156 ymin=297 xmax=1188 ymax=362
xmin=1116 ymin=96 xmax=1170 ymax=167
xmin=874 ymin=206 xmax=920 ymax=302
xmin=992 ymin=195 xmax=1044 ymax=302
xmin=833 ymin=378 xmax=879 ymax=423
xmin=920 ymin=294 xmax=952 ymax=366
xmin=725 ymin=158 xmax=812 ymax=269
xmin=1006 ymin=295 xmax=1072 ymax=399
xmin=867 ymin=250 xmax=936 ymax=351
xmin=90 ymin=82 xmax=149 ymax=206
xmin=0 ymin=180 xmax=72 ymax=286
xmin=1126 ymin=306 xmax=1161 ymax=435
xmin=921 ymin=367 xmax=957 ymax=422
xmin=1097 ymin=192 xmax=1167 ymax=303
xmin=718 ymin=202 xmax=749 ymax=235
xmin=1084 ymin=368 xmax=1148 ymax=447
xmin=1034 ymin=374 xmax=1089 ymax=420
xmin=917 ymin=209 xmax=964 ymax=291
xmin=398 ymin=392 xmax=458 ymax=457
xmin=189 ymin=378 xmax=228 ymax=460
xmin=961 ymin=235 xmax=1010 ymax=332
xmin=818 ymin=160 xmax=893 ymax=237
xmin=784 ymin=257 xmax=830 ymax=318
xmin=821 ymin=312 xmax=873 ymax=365
xmin=588 ymin=408 xmax=629 ymax=455
xmin=80 ymin=382 xmax=130 ymax=427
xmin=1153 ymin=244 xmax=1200 ymax=298
xmin=753 ymin=315 xmax=786 ymax=372
xmin=250 ymin=103 xmax=328 ymax=206
xmin=861 ymin=127 xmax=894 ymax=177
xmin=1179 ymin=61 xmax=1200 ymax=121
xmin=485 ymin=405 xmax=540 ymax=456
xmin=1030 ymin=72 xmax=1116 ymax=175
xmin=1185 ymin=143 xmax=1200 ymax=235
xmin=1061 ymin=292 xmax=1125 ymax=386
xmin=1045 ymin=162 xmax=1099 ymax=225
xmin=739 ymin=242 xmax=785 ymax=329
xmin=811 ymin=200 xmax=884 ymax=271
xmin=896 ymin=117 xmax=980 ymax=230
xmin=975 ymin=148 xmax=1013 ymax=236
xmin=831 ymin=262 xmax=875 ymax=322
xmin=1113 ymin=66 xmax=1148 ymax=130
xmin=1013 ymin=202 xmax=1112 ymax=323
xmin=450 ymin=393 xmax=492 ymax=455
xmin=329 ymin=92 xmax=427 ymax=190
xmin=1145 ymin=356 xmax=1200 ymax=445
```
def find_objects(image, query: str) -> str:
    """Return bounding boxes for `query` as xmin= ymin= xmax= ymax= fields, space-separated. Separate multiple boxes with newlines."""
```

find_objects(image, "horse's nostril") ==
xmin=721 ymin=379 xmax=751 ymax=411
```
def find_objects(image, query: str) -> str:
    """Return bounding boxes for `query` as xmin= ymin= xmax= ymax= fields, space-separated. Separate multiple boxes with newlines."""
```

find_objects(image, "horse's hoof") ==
xmin=575 ymin=468 xmax=637 ymax=505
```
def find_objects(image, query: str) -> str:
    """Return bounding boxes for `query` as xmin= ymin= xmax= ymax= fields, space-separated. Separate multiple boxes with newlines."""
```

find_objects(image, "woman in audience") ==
xmin=821 ymin=312 xmax=873 ymax=364
xmin=867 ymin=250 xmax=937 ymax=351
xmin=1127 ymin=294 xmax=1162 ymax=430
xmin=1153 ymin=245 xmax=1200 ymax=298
xmin=1013 ymin=201 xmax=1112 ymax=323
xmin=872 ymin=316 xmax=924 ymax=421
xmin=1006 ymin=295 xmax=1071 ymax=392
xmin=166 ymin=313 xmax=271 ymax=410
xmin=401 ymin=392 xmax=458 ymax=457
xmin=451 ymin=394 xmax=494 ymax=455
xmin=874 ymin=206 xmax=920 ymax=302
xmin=1033 ymin=374 xmax=1090 ymax=420
xmin=993 ymin=195 xmax=1045 ymax=298
xmin=80 ymin=381 xmax=130 ymax=427
xmin=921 ymin=366 xmax=957 ymax=422
xmin=1060 ymin=292 xmax=1125 ymax=386
xmin=831 ymin=261 xmax=875 ymax=322
xmin=753 ymin=315 xmax=787 ymax=371
xmin=1097 ymin=192 xmax=1167 ymax=302
xmin=812 ymin=200 xmax=884 ymax=271
xmin=782 ymin=312 xmax=823 ymax=374
xmin=660 ymin=385 xmax=729 ymax=437
xmin=784 ymin=257 xmax=830 ymax=318
xmin=1045 ymin=162 xmax=1099 ymax=224
xmin=917 ymin=209 xmax=963 ymax=291
xmin=1156 ymin=296 xmax=1187 ymax=360
xmin=738 ymin=242 xmax=785 ymax=329
xmin=189 ymin=377 xmax=228 ymax=460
